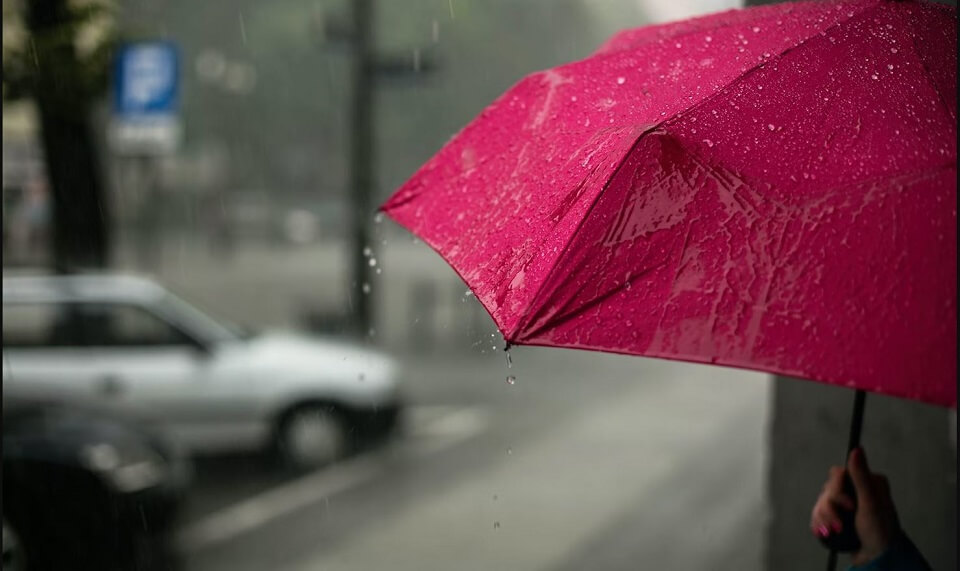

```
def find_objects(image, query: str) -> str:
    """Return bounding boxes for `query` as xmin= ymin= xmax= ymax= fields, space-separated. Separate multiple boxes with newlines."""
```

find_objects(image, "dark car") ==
xmin=2 ymin=397 xmax=191 ymax=571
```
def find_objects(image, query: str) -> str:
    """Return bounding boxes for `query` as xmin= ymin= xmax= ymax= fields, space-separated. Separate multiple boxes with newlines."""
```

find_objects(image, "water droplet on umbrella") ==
xmin=705 ymin=35 xmax=713 ymax=42
xmin=871 ymin=73 xmax=878 ymax=80
xmin=616 ymin=76 xmax=626 ymax=85
xmin=702 ymin=139 xmax=714 ymax=147
xmin=887 ymin=64 xmax=894 ymax=70
xmin=767 ymin=124 xmax=775 ymax=131
xmin=890 ymin=47 xmax=898 ymax=53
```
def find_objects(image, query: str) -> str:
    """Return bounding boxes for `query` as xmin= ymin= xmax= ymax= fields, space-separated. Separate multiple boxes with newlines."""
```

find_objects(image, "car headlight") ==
xmin=79 ymin=442 xmax=167 ymax=493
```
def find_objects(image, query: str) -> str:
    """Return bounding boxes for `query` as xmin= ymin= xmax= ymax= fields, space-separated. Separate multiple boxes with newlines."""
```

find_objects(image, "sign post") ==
xmin=109 ymin=41 xmax=180 ymax=268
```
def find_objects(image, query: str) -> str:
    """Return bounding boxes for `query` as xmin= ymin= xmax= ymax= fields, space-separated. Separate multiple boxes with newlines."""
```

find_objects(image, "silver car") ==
xmin=2 ymin=273 xmax=403 ymax=470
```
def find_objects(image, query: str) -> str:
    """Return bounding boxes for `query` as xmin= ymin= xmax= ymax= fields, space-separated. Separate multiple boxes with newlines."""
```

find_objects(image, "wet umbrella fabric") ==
xmin=382 ymin=0 xmax=957 ymax=407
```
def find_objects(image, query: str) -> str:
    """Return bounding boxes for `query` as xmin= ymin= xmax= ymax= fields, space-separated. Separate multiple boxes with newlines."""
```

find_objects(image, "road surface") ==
xmin=178 ymin=348 xmax=771 ymax=571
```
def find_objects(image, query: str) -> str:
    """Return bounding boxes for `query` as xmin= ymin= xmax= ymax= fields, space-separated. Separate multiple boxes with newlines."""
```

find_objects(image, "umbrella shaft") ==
xmin=845 ymin=390 xmax=867 ymax=454
xmin=827 ymin=389 xmax=868 ymax=571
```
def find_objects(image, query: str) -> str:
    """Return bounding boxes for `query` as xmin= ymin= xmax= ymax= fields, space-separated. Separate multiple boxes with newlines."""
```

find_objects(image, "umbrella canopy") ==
xmin=382 ymin=0 xmax=957 ymax=407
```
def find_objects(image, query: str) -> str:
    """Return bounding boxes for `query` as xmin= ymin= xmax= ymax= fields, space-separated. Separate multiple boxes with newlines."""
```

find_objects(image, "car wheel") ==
xmin=276 ymin=404 xmax=349 ymax=471
xmin=2 ymin=520 xmax=26 ymax=571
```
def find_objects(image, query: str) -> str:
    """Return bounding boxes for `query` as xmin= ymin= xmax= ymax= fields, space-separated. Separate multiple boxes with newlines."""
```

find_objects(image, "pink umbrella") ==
xmin=383 ymin=0 xmax=956 ymax=409
xmin=383 ymin=0 xmax=955 ymax=562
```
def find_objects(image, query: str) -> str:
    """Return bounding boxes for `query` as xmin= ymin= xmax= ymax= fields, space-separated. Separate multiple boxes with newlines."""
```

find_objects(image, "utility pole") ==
xmin=319 ymin=0 xmax=438 ymax=338
xmin=348 ymin=0 xmax=375 ymax=336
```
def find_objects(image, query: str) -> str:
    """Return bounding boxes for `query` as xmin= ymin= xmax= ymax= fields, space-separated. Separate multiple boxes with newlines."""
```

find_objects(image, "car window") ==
xmin=76 ymin=304 xmax=194 ymax=347
xmin=2 ymin=302 xmax=78 ymax=348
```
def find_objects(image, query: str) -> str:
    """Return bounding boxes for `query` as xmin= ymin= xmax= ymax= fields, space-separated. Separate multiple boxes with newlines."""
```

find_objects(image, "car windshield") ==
xmin=160 ymin=291 xmax=251 ymax=343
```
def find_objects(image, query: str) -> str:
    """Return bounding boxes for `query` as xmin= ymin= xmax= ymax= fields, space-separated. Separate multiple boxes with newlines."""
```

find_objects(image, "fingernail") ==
xmin=818 ymin=525 xmax=830 ymax=537
xmin=831 ymin=521 xmax=843 ymax=533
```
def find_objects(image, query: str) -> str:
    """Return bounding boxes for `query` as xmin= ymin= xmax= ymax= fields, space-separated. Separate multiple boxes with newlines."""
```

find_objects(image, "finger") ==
xmin=831 ymin=493 xmax=855 ymax=512
xmin=812 ymin=502 xmax=844 ymax=532
xmin=824 ymin=465 xmax=845 ymax=495
xmin=873 ymin=474 xmax=891 ymax=497
xmin=872 ymin=475 xmax=897 ymax=515
xmin=810 ymin=513 xmax=832 ymax=538
xmin=847 ymin=447 xmax=875 ymax=503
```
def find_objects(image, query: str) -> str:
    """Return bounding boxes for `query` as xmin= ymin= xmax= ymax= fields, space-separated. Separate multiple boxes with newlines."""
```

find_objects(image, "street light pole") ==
xmin=348 ymin=0 xmax=375 ymax=337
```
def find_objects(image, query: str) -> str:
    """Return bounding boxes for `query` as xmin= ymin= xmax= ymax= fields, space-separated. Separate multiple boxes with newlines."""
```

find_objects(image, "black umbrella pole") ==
xmin=826 ymin=389 xmax=867 ymax=571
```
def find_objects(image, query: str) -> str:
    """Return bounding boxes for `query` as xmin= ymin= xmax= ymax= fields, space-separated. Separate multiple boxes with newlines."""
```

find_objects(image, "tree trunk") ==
xmin=27 ymin=0 xmax=111 ymax=271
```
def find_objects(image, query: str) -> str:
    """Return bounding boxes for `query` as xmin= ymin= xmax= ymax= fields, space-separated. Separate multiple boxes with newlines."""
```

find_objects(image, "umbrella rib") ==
xmin=519 ymin=257 xmax=672 ymax=343
xmin=660 ymin=2 xmax=885 ymax=131
xmin=508 ymin=125 xmax=660 ymax=343
xmin=909 ymin=33 xmax=957 ymax=123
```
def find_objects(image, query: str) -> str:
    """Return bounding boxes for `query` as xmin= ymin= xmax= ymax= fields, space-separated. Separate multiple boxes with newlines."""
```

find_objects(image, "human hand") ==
xmin=810 ymin=448 xmax=900 ymax=566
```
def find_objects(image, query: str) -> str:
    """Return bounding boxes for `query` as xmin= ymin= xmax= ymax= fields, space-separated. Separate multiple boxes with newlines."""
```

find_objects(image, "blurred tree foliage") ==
xmin=2 ymin=0 xmax=119 ymax=269
xmin=2 ymin=0 xmax=117 ymax=109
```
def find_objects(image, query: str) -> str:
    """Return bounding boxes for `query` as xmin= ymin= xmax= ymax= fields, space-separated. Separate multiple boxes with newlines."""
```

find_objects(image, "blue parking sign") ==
xmin=111 ymin=41 xmax=181 ymax=154
xmin=114 ymin=42 xmax=179 ymax=116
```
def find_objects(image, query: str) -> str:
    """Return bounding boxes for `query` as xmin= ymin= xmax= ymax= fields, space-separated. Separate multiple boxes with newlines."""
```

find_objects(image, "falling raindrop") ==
xmin=374 ymin=212 xmax=384 ymax=224
xmin=358 ymin=373 xmax=366 ymax=382
xmin=505 ymin=350 xmax=513 ymax=368
xmin=362 ymin=283 xmax=371 ymax=294
xmin=368 ymin=258 xmax=377 ymax=267
xmin=494 ymin=521 xmax=501 ymax=530
xmin=506 ymin=375 xmax=517 ymax=386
